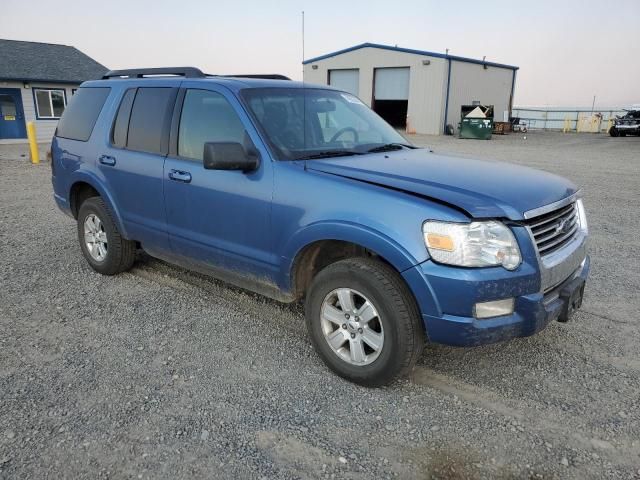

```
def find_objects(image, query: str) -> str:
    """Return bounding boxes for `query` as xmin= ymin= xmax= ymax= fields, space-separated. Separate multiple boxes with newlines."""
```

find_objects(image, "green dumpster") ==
xmin=458 ymin=104 xmax=494 ymax=140
xmin=459 ymin=117 xmax=493 ymax=140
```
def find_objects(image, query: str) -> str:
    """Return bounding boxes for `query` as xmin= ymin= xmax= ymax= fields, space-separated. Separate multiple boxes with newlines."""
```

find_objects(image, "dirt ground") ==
xmin=0 ymin=131 xmax=639 ymax=479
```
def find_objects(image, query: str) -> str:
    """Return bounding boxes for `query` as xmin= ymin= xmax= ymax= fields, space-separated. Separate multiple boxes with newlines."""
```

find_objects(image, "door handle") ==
xmin=168 ymin=169 xmax=192 ymax=183
xmin=99 ymin=155 xmax=116 ymax=166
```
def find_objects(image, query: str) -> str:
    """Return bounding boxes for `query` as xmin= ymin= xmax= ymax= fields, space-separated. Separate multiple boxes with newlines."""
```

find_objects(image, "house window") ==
xmin=34 ymin=88 xmax=66 ymax=119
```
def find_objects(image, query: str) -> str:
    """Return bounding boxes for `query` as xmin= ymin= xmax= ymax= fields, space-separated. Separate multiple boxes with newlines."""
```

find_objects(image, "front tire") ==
xmin=609 ymin=127 xmax=619 ymax=137
xmin=305 ymin=258 xmax=424 ymax=387
xmin=77 ymin=197 xmax=136 ymax=275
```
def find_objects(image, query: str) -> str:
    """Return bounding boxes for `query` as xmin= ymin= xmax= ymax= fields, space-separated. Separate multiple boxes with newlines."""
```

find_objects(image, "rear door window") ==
xmin=111 ymin=89 xmax=136 ymax=148
xmin=178 ymin=89 xmax=246 ymax=161
xmin=126 ymin=88 xmax=175 ymax=154
xmin=56 ymin=87 xmax=110 ymax=141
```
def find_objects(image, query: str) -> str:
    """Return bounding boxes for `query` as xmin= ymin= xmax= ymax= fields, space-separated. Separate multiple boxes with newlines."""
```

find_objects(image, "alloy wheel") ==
xmin=320 ymin=288 xmax=384 ymax=366
xmin=83 ymin=213 xmax=108 ymax=261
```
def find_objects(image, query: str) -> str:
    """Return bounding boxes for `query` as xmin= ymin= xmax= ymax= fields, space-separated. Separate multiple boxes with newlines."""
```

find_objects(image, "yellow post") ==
xmin=27 ymin=121 xmax=39 ymax=164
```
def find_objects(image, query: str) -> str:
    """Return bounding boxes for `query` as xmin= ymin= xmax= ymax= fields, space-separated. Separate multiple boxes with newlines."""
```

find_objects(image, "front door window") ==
xmin=178 ymin=89 xmax=246 ymax=160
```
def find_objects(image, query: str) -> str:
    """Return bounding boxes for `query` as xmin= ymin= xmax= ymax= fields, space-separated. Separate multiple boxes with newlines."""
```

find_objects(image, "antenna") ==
xmin=302 ymin=10 xmax=306 ymax=152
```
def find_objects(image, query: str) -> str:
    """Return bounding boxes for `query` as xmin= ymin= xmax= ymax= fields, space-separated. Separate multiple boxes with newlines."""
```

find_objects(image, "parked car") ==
xmin=51 ymin=68 xmax=590 ymax=386
xmin=609 ymin=106 xmax=640 ymax=137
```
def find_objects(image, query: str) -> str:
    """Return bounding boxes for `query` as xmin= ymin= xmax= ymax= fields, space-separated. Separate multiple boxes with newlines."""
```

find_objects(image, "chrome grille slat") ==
xmin=538 ymin=224 xmax=579 ymax=254
xmin=525 ymin=201 xmax=579 ymax=257
xmin=531 ymin=208 xmax=576 ymax=234
xmin=533 ymin=221 xmax=565 ymax=237
xmin=528 ymin=203 xmax=575 ymax=229
xmin=534 ymin=216 xmax=578 ymax=243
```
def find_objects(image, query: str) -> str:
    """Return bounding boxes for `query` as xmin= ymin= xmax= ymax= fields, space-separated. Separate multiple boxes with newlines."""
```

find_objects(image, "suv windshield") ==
xmin=241 ymin=88 xmax=412 ymax=160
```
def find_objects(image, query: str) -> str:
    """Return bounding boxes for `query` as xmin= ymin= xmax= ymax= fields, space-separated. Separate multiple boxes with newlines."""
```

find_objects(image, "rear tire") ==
xmin=609 ymin=127 xmax=619 ymax=137
xmin=77 ymin=197 xmax=136 ymax=275
xmin=305 ymin=257 xmax=424 ymax=387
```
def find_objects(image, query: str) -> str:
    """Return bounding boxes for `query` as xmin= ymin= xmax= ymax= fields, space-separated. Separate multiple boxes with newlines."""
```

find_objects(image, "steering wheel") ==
xmin=330 ymin=127 xmax=359 ymax=144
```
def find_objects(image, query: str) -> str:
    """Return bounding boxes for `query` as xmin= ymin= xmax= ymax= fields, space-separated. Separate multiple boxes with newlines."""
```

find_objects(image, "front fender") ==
xmin=68 ymin=171 xmax=129 ymax=239
xmin=280 ymin=220 xmax=424 ymax=291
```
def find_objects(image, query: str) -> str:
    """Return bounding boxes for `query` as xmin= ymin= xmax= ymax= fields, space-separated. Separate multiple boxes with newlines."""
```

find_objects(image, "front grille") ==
xmin=525 ymin=202 xmax=579 ymax=256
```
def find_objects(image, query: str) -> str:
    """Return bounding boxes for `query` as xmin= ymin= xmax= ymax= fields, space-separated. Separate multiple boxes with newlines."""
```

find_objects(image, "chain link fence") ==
xmin=512 ymin=108 xmax=626 ymax=133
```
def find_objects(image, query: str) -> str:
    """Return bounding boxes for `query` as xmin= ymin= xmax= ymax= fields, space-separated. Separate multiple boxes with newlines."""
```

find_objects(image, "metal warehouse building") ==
xmin=303 ymin=43 xmax=518 ymax=135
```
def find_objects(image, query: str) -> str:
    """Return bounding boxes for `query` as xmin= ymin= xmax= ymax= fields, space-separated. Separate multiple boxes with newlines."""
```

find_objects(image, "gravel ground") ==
xmin=0 ymin=132 xmax=639 ymax=479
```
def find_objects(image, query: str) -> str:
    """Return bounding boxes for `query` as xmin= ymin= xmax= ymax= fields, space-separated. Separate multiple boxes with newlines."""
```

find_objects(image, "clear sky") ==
xmin=2 ymin=0 xmax=638 ymax=107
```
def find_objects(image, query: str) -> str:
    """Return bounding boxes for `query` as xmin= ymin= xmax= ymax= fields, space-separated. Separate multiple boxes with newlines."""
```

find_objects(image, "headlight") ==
xmin=423 ymin=220 xmax=521 ymax=270
xmin=576 ymin=198 xmax=588 ymax=234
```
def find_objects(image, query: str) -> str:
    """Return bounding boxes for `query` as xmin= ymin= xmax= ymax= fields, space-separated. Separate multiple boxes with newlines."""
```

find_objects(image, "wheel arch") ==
xmin=68 ymin=173 xmax=129 ymax=239
xmin=69 ymin=182 xmax=99 ymax=219
xmin=284 ymin=222 xmax=422 ymax=300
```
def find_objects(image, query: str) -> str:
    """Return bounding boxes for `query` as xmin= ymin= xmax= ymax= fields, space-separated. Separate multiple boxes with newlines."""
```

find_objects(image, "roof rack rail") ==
xmin=224 ymin=74 xmax=291 ymax=80
xmin=103 ymin=67 xmax=206 ymax=79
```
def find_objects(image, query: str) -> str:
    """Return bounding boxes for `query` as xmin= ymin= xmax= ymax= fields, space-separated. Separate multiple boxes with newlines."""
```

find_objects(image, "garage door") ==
xmin=329 ymin=69 xmax=359 ymax=97
xmin=374 ymin=67 xmax=410 ymax=100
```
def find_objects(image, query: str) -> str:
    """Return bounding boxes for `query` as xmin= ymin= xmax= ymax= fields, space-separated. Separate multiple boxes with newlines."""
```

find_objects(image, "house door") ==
xmin=0 ymin=89 xmax=27 ymax=139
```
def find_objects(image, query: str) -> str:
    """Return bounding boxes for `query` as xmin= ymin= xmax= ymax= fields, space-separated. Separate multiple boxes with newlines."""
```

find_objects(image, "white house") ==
xmin=303 ymin=43 xmax=518 ymax=135
xmin=0 ymin=39 xmax=107 ymax=144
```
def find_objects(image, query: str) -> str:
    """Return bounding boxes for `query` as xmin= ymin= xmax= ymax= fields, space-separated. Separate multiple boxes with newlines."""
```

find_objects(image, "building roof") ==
xmin=0 ymin=39 xmax=108 ymax=84
xmin=303 ymin=42 xmax=519 ymax=70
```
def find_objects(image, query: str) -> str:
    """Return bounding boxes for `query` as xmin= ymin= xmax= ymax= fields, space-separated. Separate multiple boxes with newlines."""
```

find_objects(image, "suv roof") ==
xmin=81 ymin=66 xmax=308 ymax=91
xmin=102 ymin=67 xmax=292 ymax=81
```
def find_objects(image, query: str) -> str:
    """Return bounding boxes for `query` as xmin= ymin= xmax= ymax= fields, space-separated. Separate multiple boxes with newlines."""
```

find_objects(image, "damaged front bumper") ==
xmin=402 ymin=226 xmax=590 ymax=347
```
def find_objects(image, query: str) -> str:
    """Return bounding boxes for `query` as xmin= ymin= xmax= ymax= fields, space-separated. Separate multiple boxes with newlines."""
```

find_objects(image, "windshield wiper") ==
xmin=298 ymin=150 xmax=364 ymax=160
xmin=367 ymin=143 xmax=415 ymax=153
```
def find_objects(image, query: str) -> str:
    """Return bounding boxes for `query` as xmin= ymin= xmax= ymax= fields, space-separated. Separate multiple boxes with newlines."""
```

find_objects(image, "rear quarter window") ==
xmin=56 ymin=87 xmax=110 ymax=141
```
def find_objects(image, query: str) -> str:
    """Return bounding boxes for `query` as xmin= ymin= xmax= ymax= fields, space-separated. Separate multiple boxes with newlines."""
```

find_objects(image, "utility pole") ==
xmin=591 ymin=95 xmax=596 ymax=113
xmin=302 ymin=11 xmax=305 ymax=78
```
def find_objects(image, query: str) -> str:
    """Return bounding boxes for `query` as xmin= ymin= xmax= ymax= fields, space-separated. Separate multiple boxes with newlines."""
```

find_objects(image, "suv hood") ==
xmin=306 ymin=149 xmax=578 ymax=220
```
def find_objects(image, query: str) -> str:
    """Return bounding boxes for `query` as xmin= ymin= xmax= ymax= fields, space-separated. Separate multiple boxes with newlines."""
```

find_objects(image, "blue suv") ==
xmin=52 ymin=67 xmax=590 ymax=386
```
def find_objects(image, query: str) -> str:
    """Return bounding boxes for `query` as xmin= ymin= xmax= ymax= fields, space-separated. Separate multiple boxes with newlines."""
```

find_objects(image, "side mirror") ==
xmin=203 ymin=142 xmax=259 ymax=172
